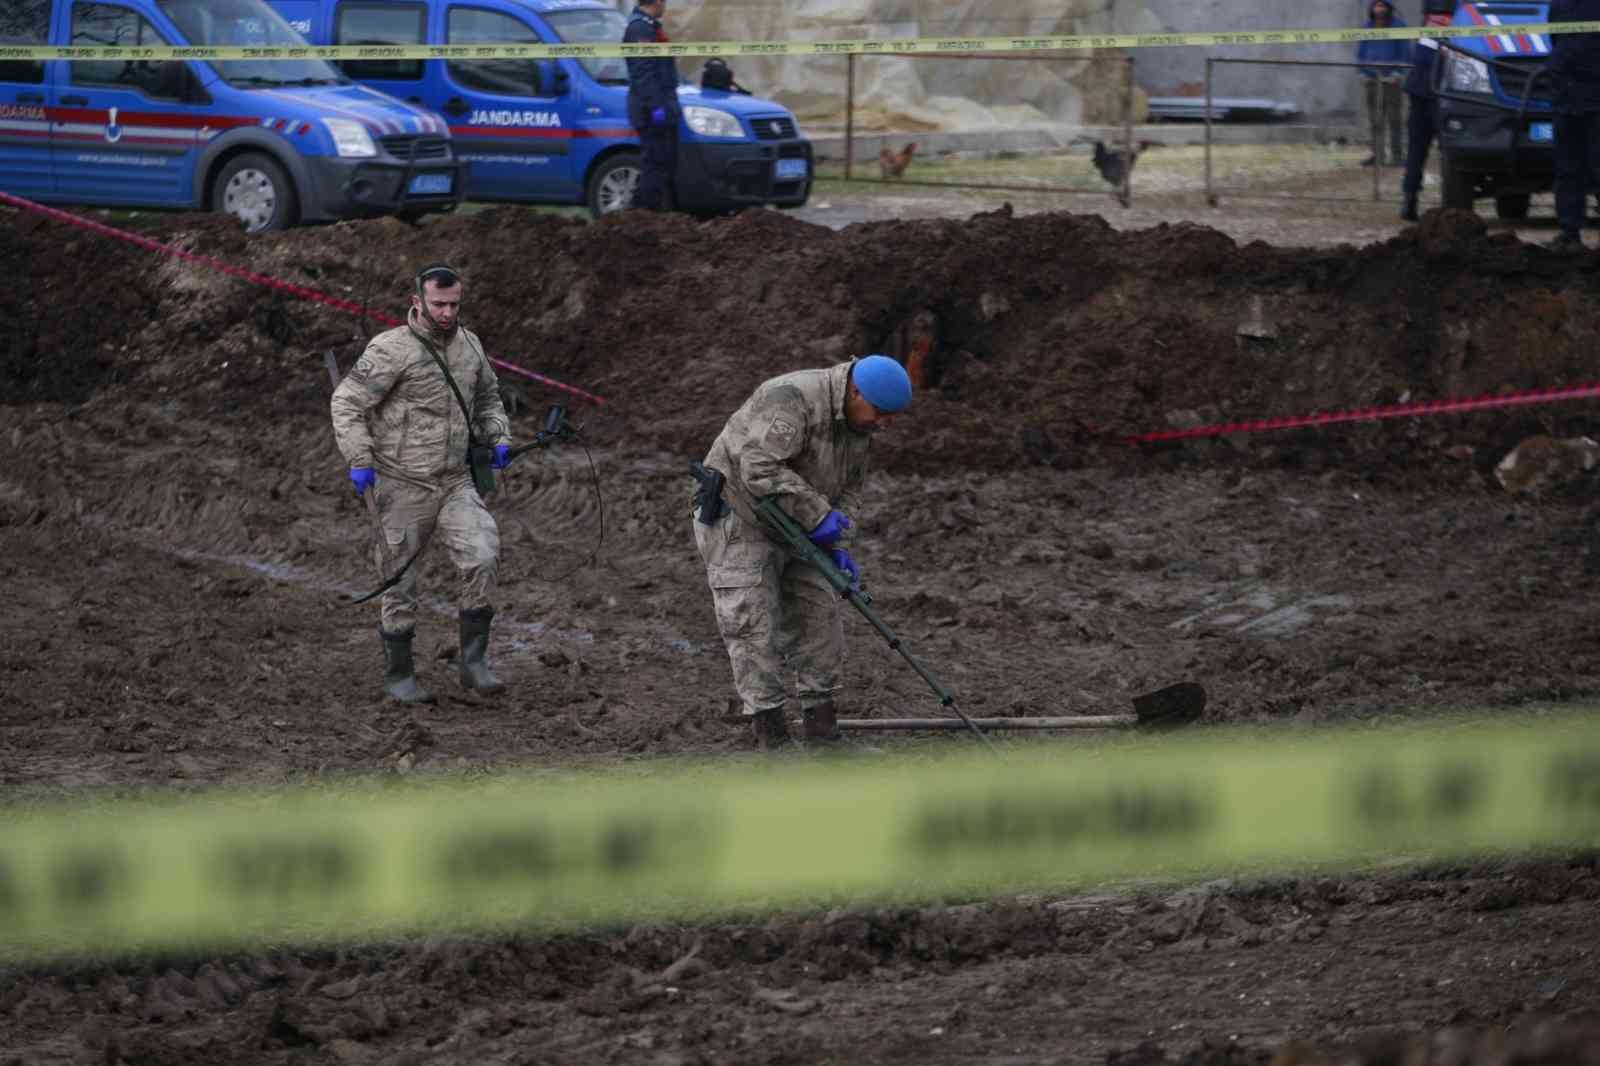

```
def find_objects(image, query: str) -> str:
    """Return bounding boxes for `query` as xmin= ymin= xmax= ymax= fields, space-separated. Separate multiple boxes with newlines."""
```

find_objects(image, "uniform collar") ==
xmin=828 ymin=360 xmax=854 ymax=422
xmin=408 ymin=305 xmax=461 ymax=352
xmin=630 ymin=7 xmax=660 ymax=27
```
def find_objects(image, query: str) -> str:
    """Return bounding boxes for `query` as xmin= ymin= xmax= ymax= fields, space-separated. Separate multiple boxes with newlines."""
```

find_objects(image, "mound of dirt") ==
xmin=5 ymin=202 xmax=1597 ymax=478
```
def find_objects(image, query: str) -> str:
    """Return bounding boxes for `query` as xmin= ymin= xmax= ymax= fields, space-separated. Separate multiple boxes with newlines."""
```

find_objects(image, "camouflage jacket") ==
xmin=330 ymin=309 xmax=511 ymax=487
xmin=703 ymin=360 xmax=871 ymax=539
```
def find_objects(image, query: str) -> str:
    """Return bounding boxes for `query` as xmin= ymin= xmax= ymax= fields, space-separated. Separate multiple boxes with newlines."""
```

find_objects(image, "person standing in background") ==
xmin=1357 ymin=0 xmax=1410 ymax=167
xmin=623 ymin=0 xmax=681 ymax=211
xmin=1401 ymin=0 xmax=1455 ymax=220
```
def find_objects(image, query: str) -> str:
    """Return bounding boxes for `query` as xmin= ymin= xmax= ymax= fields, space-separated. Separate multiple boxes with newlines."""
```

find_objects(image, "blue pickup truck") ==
xmin=266 ymin=0 xmax=814 ymax=216
xmin=1433 ymin=1 xmax=1556 ymax=217
xmin=0 ymin=0 xmax=465 ymax=232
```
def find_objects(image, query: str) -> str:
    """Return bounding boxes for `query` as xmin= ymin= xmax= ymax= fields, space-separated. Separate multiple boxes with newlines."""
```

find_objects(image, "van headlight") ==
xmin=322 ymin=118 xmax=378 ymax=158
xmin=682 ymin=105 xmax=743 ymax=139
xmin=1442 ymin=50 xmax=1493 ymax=95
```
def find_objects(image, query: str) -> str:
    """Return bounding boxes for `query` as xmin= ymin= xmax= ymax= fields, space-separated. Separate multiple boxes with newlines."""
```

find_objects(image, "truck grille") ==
xmin=750 ymin=116 xmax=796 ymax=140
xmin=380 ymin=134 xmax=451 ymax=161
xmin=1493 ymin=59 xmax=1552 ymax=108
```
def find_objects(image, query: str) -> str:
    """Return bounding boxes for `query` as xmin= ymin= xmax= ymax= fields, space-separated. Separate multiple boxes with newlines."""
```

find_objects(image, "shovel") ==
xmin=835 ymin=681 xmax=1206 ymax=734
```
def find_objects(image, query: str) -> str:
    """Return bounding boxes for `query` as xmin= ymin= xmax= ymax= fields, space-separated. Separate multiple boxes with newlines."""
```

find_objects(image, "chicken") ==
xmin=878 ymin=141 xmax=917 ymax=180
xmin=1071 ymin=137 xmax=1154 ymax=207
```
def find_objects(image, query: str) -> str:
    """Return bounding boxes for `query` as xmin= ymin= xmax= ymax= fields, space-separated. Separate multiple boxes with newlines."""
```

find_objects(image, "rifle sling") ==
xmin=410 ymin=326 xmax=481 ymax=450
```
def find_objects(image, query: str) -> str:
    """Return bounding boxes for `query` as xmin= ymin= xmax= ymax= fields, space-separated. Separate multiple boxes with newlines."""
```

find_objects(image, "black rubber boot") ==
xmin=751 ymin=707 xmax=793 ymax=751
xmin=802 ymin=701 xmax=845 ymax=747
xmin=1552 ymin=231 xmax=1586 ymax=254
xmin=803 ymin=702 xmax=881 ymax=754
xmin=458 ymin=608 xmax=505 ymax=693
xmin=379 ymin=627 xmax=435 ymax=705
xmin=1399 ymin=195 xmax=1418 ymax=222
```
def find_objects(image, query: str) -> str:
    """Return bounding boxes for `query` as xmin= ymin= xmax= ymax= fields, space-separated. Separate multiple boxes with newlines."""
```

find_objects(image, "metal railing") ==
xmin=1204 ymin=56 xmax=1415 ymax=207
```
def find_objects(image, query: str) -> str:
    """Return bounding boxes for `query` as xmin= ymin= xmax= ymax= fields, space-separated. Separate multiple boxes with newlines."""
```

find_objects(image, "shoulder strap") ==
xmin=410 ymin=326 xmax=480 ymax=448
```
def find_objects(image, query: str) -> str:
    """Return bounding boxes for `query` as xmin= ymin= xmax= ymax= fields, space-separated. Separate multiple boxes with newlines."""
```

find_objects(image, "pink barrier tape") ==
xmin=1123 ymin=383 xmax=1600 ymax=445
xmin=0 ymin=191 xmax=606 ymax=407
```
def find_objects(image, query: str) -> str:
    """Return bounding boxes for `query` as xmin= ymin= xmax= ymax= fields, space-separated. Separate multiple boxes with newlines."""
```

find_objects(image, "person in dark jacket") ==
xmin=1356 ymin=0 xmax=1410 ymax=166
xmin=1401 ymin=0 xmax=1456 ymax=220
xmin=1548 ymin=0 xmax=1600 ymax=250
xmin=623 ymin=0 xmax=680 ymax=211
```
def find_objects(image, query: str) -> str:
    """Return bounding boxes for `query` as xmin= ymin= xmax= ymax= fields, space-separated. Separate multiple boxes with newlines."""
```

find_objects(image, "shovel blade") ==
xmin=1132 ymin=682 xmax=1206 ymax=729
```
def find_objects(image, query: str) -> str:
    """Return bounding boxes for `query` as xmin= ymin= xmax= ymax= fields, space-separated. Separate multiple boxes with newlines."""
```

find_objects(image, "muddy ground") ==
xmin=4 ymin=196 xmax=1600 ymax=1063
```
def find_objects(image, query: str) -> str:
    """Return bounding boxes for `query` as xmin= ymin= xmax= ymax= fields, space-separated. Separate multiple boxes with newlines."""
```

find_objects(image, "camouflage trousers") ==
xmin=374 ymin=474 xmax=499 ymax=635
xmin=691 ymin=505 xmax=844 ymax=716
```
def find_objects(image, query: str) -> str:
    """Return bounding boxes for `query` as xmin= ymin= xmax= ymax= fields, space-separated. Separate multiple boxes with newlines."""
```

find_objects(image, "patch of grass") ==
xmin=813 ymin=142 xmax=1385 ymax=200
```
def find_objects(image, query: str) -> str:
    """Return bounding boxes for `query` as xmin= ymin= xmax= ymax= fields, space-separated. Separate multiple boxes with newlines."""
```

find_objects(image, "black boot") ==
xmin=1400 ymin=194 xmax=1418 ymax=222
xmin=458 ymin=608 xmax=505 ymax=693
xmin=379 ymin=627 xmax=435 ymax=705
xmin=802 ymin=701 xmax=844 ymax=746
xmin=1552 ymin=231 xmax=1586 ymax=254
xmin=803 ymin=702 xmax=879 ymax=754
xmin=751 ymin=707 xmax=793 ymax=751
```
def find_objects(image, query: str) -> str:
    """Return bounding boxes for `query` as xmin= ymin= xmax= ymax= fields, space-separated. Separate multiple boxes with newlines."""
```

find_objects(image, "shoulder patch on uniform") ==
xmin=354 ymin=356 xmax=375 ymax=376
xmin=766 ymin=416 xmax=799 ymax=447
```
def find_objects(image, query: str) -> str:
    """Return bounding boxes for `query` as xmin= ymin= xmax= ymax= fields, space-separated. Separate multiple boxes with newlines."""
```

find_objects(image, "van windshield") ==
xmin=158 ymin=0 xmax=346 ymax=87
xmin=544 ymin=8 xmax=630 ymax=86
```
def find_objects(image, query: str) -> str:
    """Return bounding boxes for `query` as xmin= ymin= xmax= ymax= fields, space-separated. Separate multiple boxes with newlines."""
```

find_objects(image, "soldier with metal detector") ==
xmin=690 ymin=355 xmax=914 ymax=751
xmin=330 ymin=263 xmax=515 ymax=704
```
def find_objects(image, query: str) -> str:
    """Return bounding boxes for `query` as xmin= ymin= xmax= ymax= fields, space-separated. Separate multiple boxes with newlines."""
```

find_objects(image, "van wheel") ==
xmin=588 ymin=153 xmax=641 ymax=217
xmin=1494 ymin=194 xmax=1531 ymax=220
xmin=1440 ymin=156 xmax=1476 ymax=212
xmin=213 ymin=152 xmax=297 ymax=234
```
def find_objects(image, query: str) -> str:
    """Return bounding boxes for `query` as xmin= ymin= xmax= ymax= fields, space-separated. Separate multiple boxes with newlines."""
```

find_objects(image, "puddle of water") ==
xmin=1173 ymin=587 xmax=1355 ymax=638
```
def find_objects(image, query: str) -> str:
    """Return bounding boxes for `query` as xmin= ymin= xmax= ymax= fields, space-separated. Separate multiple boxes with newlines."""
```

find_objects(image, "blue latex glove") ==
xmin=829 ymin=548 xmax=860 ymax=587
xmin=650 ymin=105 xmax=668 ymax=125
xmin=349 ymin=467 xmax=375 ymax=497
xmin=492 ymin=443 xmax=511 ymax=470
xmin=808 ymin=510 xmax=851 ymax=548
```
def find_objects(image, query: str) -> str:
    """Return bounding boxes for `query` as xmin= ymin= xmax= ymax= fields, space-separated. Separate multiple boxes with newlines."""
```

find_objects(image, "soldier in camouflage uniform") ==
xmin=331 ymin=263 xmax=513 ymax=704
xmin=693 ymin=355 xmax=913 ymax=749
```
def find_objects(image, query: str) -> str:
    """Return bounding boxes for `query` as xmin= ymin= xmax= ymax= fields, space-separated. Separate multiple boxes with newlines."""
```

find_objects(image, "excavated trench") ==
xmin=4 ymin=202 xmax=1600 ymax=1063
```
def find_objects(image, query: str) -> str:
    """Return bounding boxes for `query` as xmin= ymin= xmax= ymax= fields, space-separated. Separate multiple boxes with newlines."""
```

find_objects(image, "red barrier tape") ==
xmin=0 ymin=191 xmax=606 ymax=407
xmin=1124 ymin=382 xmax=1600 ymax=444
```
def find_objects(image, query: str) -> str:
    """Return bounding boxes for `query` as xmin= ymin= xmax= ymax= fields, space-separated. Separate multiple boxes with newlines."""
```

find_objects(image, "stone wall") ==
xmin=641 ymin=0 xmax=1392 ymax=130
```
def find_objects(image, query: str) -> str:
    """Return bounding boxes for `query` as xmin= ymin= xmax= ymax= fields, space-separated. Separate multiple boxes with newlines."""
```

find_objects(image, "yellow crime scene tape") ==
xmin=2 ymin=22 xmax=1600 ymax=63
xmin=1 ymin=714 xmax=1598 ymax=961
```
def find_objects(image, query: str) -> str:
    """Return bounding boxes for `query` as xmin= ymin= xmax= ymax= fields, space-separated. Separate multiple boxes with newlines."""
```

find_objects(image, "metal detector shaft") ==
xmin=759 ymin=508 xmax=994 ymax=752
xmin=695 ymin=467 xmax=994 ymax=751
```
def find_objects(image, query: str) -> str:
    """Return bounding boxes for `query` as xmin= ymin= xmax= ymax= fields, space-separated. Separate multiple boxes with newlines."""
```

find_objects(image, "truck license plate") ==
xmin=1529 ymin=122 xmax=1553 ymax=142
xmin=774 ymin=157 xmax=808 ymax=180
xmin=408 ymin=173 xmax=454 ymax=195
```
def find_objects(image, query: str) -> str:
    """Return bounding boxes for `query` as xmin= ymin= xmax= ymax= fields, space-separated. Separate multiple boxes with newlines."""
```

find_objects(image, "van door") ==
xmin=0 ymin=0 xmax=55 ymax=199
xmin=53 ymin=2 xmax=205 ymax=206
xmin=330 ymin=2 xmax=428 ymax=112
xmin=433 ymin=4 xmax=571 ymax=200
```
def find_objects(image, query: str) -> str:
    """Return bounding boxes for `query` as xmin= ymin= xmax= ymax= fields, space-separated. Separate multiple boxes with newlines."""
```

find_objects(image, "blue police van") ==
xmin=264 ymin=0 xmax=813 ymax=216
xmin=0 ymin=0 xmax=465 ymax=232
xmin=1433 ymin=1 xmax=1555 ymax=217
